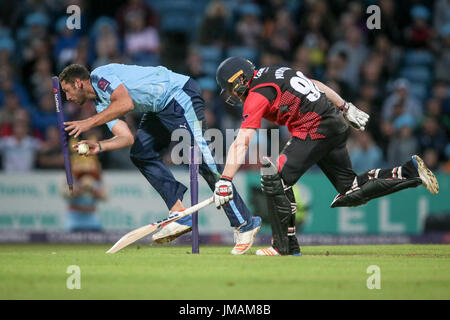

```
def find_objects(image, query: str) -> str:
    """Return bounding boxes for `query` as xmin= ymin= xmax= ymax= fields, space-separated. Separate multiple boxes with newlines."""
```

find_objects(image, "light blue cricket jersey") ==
xmin=90 ymin=63 xmax=190 ymax=130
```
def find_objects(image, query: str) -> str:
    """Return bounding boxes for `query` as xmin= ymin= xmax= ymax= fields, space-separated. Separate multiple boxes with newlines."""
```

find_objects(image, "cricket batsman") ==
xmin=59 ymin=63 xmax=261 ymax=255
xmin=213 ymin=57 xmax=439 ymax=256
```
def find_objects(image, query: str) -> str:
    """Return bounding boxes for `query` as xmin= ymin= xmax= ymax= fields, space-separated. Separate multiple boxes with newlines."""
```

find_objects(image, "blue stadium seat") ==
xmin=403 ymin=50 xmax=434 ymax=67
xmin=149 ymin=0 xmax=207 ymax=36
xmin=227 ymin=46 xmax=259 ymax=63
xmin=202 ymin=61 xmax=220 ymax=77
xmin=198 ymin=45 xmax=222 ymax=62
xmin=400 ymin=66 xmax=432 ymax=83
xmin=408 ymin=82 xmax=428 ymax=101
xmin=197 ymin=45 xmax=223 ymax=76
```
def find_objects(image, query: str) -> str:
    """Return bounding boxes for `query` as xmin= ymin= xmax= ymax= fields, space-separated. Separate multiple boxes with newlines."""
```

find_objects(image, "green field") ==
xmin=1 ymin=244 xmax=449 ymax=299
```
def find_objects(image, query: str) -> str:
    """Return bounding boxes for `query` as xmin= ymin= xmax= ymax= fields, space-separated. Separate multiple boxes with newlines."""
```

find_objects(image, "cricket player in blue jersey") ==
xmin=59 ymin=63 xmax=261 ymax=254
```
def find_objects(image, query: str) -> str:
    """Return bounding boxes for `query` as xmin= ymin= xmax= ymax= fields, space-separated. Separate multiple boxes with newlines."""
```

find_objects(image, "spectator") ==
xmin=29 ymin=57 xmax=53 ymax=102
xmin=324 ymin=51 xmax=353 ymax=99
xmin=198 ymin=0 xmax=231 ymax=47
xmin=0 ymin=92 xmax=21 ymax=134
xmin=422 ymin=148 xmax=441 ymax=171
xmin=291 ymin=45 xmax=312 ymax=76
xmin=259 ymin=48 xmax=285 ymax=68
xmin=123 ymin=10 xmax=160 ymax=66
xmin=263 ymin=8 xmax=298 ymax=60
xmin=329 ymin=24 xmax=369 ymax=90
xmin=297 ymin=11 xmax=328 ymax=75
xmin=90 ymin=17 xmax=123 ymax=69
xmin=434 ymin=24 xmax=450 ymax=83
xmin=0 ymin=119 xmax=41 ymax=172
xmin=31 ymin=93 xmax=58 ymax=138
xmin=116 ymin=0 xmax=159 ymax=35
xmin=182 ymin=47 xmax=207 ymax=80
xmin=378 ymin=0 xmax=404 ymax=43
xmin=235 ymin=3 xmax=263 ymax=48
xmin=405 ymin=5 xmax=433 ymax=49
xmin=349 ymin=131 xmax=384 ymax=173
xmin=417 ymin=116 xmax=448 ymax=161
xmin=53 ymin=17 xmax=81 ymax=71
xmin=425 ymin=97 xmax=450 ymax=135
xmin=381 ymin=79 xmax=423 ymax=123
xmin=433 ymin=0 xmax=450 ymax=31
xmin=36 ymin=125 xmax=65 ymax=169
xmin=387 ymin=114 xmax=419 ymax=167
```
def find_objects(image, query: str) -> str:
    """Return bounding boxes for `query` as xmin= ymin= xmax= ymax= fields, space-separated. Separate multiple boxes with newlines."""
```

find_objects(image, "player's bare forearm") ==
xmin=73 ymin=120 xmax=134 ymax=155
xmin=312 ymin=79 xmax=345 ymax=108
xmin=222 ymin=128 xmax=256 ymax=179
xmin=99 ymin=135 xmax=134 ymax=152
xmin=100 ymin=120 xmax=134 ymax=152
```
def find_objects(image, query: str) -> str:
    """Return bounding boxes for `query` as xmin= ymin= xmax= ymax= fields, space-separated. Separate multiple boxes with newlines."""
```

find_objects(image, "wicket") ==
xmin=52 ymin=76 xmax=73 ymax=194
xmin=190 ymin=145 xmax=200 ymax=254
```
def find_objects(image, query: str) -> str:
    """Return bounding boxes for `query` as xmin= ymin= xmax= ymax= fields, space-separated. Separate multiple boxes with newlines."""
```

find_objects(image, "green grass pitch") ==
xmin=1 ymin=244 xmax=449 ymax=299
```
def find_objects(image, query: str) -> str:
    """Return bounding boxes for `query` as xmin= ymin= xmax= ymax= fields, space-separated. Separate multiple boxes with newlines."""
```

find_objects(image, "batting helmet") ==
xmin=216 ymin=56 xmax=255 ymax=107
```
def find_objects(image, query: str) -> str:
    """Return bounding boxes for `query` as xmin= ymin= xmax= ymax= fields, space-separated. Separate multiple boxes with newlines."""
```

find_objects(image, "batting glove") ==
xmin=214 ymin=176 xmax=233 ymax=209
xmin=340 ymin=102 xmax=370 ymax=131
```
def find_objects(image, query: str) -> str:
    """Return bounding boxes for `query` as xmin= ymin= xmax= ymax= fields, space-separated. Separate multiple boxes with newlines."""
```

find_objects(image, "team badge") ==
xmin=97 ymin=77 xmax=111 ymax=92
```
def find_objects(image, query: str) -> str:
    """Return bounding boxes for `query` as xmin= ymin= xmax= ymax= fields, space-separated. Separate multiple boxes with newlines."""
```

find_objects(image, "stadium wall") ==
xmin=0 ymin=170 xmax=449 ymax=237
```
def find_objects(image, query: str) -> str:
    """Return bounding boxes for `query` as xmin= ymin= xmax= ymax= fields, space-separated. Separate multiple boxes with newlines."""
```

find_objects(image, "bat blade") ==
xmin=106 ymin=197 xmax=214 ymax=254
xmin=106 ymin=224 xmax=160 ymax=254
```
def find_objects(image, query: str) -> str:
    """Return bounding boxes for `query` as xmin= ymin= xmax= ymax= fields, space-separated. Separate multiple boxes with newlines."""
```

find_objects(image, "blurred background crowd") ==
xmin=0 ymin=0 xmax=449 ymax=174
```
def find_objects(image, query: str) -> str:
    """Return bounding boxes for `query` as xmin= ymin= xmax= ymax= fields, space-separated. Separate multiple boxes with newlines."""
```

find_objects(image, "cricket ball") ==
xmin=78 ymin=143 xmax=89 ymax=155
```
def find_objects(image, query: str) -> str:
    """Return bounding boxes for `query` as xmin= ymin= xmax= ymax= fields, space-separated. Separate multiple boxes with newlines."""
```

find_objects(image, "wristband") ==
xmin=339 ymin=102 xmax=348 ymax=112
xmin=221 ymin=175 xmax=233 ymax=182
xmin=98 ymin=142 xmax=103 ymax=153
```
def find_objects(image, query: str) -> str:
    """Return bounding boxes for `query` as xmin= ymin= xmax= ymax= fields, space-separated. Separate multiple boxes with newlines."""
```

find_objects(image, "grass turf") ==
xmin=0 ymin=244 xmax=449 ymax=299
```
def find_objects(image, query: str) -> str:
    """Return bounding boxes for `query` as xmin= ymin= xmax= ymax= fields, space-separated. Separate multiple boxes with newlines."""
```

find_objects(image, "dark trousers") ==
xmin=278 ymin=129 xmax=357 ymax=194
xmin=278 ymin=129 xmax=418 ymax=194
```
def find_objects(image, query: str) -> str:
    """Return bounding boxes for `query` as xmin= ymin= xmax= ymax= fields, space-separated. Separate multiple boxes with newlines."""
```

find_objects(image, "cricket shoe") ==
xmin=231 ymin=216 xmax=261 ymax=255
xmin=152 ymin=212 xmax=192 ymax=244
xmin=256 ymin=247 xmax=302 ymax=256
xmin=412 ymin=155 xmax=439 ymax=195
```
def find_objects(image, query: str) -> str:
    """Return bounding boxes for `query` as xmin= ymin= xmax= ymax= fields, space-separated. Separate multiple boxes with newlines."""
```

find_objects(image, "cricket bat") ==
xmin=106 ymin=196 xmax=214 ymax=254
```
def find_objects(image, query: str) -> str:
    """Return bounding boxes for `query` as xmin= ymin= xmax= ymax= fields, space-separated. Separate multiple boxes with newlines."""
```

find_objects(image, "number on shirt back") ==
xmin=290 ymin=71 xmax=321 ymax=102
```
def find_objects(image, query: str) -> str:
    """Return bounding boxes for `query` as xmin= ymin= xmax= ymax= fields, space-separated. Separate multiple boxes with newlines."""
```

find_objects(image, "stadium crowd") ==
xmin=0 ymin=0 xmax=449 ymax=173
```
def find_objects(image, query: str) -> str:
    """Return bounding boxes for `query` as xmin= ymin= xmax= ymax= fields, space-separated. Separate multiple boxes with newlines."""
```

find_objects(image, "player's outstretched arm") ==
xmin=73 ymin=120 xmax=134 ymax=155
xmin=312 ymin=79 xmax=369 ymax=131
xmin=222 ymin=128 xmax=256 ymax=179
xmin=214 ymin=128 xmax=256 ymax=209
xmin=311 ymin=79 xmax=345 ymax=107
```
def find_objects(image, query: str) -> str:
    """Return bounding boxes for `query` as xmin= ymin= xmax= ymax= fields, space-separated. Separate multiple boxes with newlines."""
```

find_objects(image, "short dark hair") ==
xmin=59 ymin=64 xmax=90 ymax=85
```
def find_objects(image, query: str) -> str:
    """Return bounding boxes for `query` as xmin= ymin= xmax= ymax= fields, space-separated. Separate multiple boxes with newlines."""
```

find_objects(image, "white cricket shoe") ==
xmin=256 ymin=247 xmax=281 ymax=256
xmin=231 ymin=216 xmax=261 ymax=255
xmin=152 ymin=212 xmax=192 ymax=244
xmin=413 ymin=155 xmax=439 ymax=195
xmin=256 ymin=246 xmax=302 ymax=256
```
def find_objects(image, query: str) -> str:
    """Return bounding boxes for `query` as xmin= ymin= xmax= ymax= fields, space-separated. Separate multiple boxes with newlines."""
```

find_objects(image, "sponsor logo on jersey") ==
xmin=97 ymin=77 xmax=111 ymax=92
xmin=275 ymin=67 xmax=291 ymax=79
